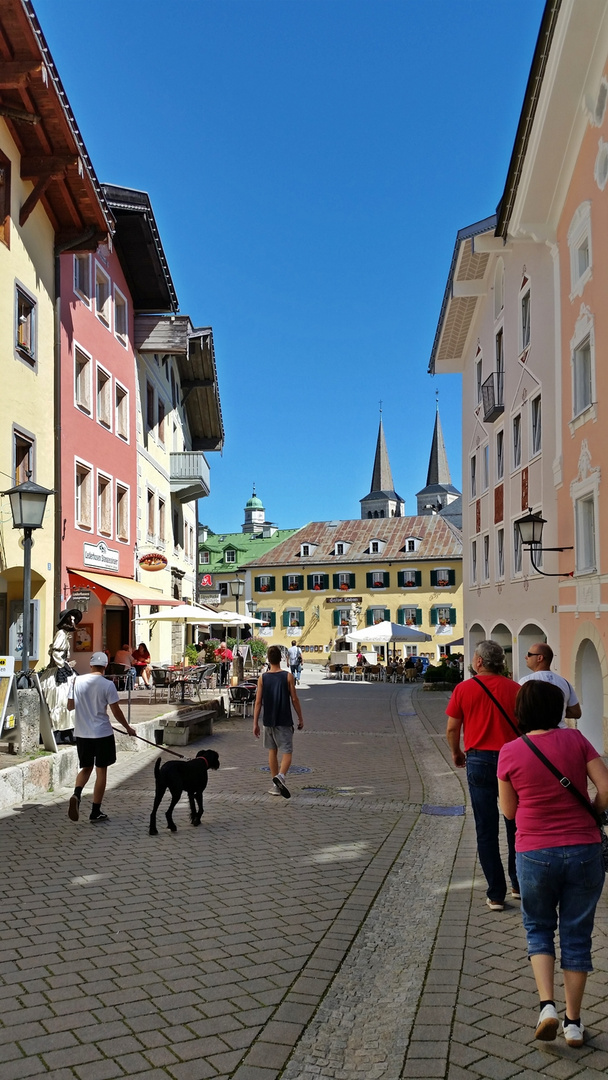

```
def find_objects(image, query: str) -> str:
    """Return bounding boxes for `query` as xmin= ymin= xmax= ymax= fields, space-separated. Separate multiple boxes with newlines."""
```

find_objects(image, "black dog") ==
xmin=149 ymin=749 xmax=220 ymax=835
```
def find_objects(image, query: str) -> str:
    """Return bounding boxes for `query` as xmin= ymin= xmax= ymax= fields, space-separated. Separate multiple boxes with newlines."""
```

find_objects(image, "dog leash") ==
xmin=111 ymin=727 xmax=186 ymax=759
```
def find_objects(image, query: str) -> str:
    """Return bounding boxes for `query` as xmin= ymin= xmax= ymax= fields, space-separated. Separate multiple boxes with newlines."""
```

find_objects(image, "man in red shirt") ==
xmin=446 ymin=639 xmax=520 ymax=911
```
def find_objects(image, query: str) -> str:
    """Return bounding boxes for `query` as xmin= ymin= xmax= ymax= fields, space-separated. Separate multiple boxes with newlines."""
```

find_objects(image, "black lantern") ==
xmin=513 ymin=507 xmax=573 ymax=578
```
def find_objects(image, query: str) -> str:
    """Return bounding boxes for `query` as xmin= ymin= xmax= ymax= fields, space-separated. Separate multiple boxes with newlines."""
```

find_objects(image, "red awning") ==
xmin=67 ymin=569 xmax=179 ymax=606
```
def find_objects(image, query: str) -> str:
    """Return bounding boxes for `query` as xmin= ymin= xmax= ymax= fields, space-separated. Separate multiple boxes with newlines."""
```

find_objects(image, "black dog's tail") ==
xmin=154 ymin=757 xmax=162 ymax=780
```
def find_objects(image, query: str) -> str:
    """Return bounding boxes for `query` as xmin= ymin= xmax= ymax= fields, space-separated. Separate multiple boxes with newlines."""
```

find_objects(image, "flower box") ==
xmin=404 ymin=580 xmax=416 ymax=587
xmin=288 ymin=584 xmax=298 ymax=591
xmin=339 ymin=583 xmax=349 ymax=591
xmin=437 ymin=579 xmax=449 ymax=587
xmin=372 ymin=581 xmax=383 ymax=589
xmin=260 ymin=585 xmax=268 ymax=592
xmin=340 ymin=620 xmax=349 ymax=626
xmin=313 ymin=584 xmax=321 ymax=590
xmin=405 ymin=620 xmax=414 ymax=626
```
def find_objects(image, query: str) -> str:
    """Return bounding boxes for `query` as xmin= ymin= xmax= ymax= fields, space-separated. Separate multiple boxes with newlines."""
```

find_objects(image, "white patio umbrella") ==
xmin=206 ymin=610 xmax=264 ymax=626
xmin=137 ymin=603 xmax=214 ymax=669
xmin=346 ymin=620 xmax=431 ymax=645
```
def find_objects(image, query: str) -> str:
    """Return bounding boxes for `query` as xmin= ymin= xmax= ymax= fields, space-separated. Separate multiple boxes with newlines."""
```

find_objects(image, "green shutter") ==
xmin=282 ymin=575 xmax=289 ymax=591
xmin=297 ymin=575 xmax=304 ymax=590
xmin=430 ymin=608 xmax=438 ymax=626
xmin=415 ymin=571 xmax=421 ymax=587
xmin=397 ymin=571 xmax=404 ymax=587
xmin=269 ymin=576 xmax=276 ymax=591
xmin=397 ymin=608 xmax=404 ymax=626
xmin=415 ymin=608 xmax=422 ymax=626
xmin=307 ymin=575 xmax=314 ymax=590
xmin=449 ymin=607 xmax=457 ymax=626
xmin=366 ymin=572 xmax=373 ymax=588
xmin=333 ymin=573 xmax=340 ymax=589
xmin=282 ymin=611 xmax=290 ymax=628
xmin=430 ymin=570 xmax=437 ymax=587
xmin=254 ymin=576 xmax=261 ymax=591
xmin=322 ymin=574 xmax=329 ymax=589
xmin=298 ymin=611 xmax=305 ymax=628
xmin=366 ymin=609 xmax=374 ymax=626
xmin=384 ymin=608 xmax=390 ymax=622
xmin=349 ymin=573 xmax=356 ymax=588
xmin=269 ymin=612 xmax=276 ymax=628
xmin=333 ymin=610 xmax=340 ymax=627
xmin=383 ymin=572 xmax=390 ymax=587
xmin=448 ymin=569 xmax=455 ymax=586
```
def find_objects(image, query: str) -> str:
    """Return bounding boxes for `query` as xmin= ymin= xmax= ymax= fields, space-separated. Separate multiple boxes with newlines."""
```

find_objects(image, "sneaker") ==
xmin=89 ymin=811 xmax=109 ymax=823
xmin=535 ymin=1004 xmax=559 ymax=1041
xmin=268 ymin=788 xmax=281 ymax=796
xmin=511 ymin=888 xmax=521 ymax=900
xmin=562 ymin=1019 xmax=584 ymax=1047
xmin=68 ymin=795 xmax=80 ymax=822
xmin=485 ymin=898 xmax=504 ymax=911
xmin=272 ymin=774 xmax=291 ymax=799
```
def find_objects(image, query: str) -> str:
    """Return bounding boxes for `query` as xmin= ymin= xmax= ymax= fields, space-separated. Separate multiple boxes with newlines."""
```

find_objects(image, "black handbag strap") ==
xmin=521 ymin=733 xmax=601 ymax=826
xmin=472 ymin=676 xmax=520 ymax=736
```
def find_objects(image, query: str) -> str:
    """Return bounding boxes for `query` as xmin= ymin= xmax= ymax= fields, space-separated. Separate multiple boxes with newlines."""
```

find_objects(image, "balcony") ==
xmin=170 ymin=452 xmax=210 ymax=503
xmin=481 ymin=370 xmax=504 ymax=423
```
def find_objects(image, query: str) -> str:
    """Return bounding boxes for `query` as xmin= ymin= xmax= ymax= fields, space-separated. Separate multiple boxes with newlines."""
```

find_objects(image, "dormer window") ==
xmin=404 ymin=536 xmax=421 ymax=553
xmin=336 ymin=543 xmax=344 ymax=555
xmin=300 ymin=542 xmax=317 ymax=557
xmin=200 ymin=551 xmax=210 ymax=564
xmin=369 ymin=538 xmax=385 ymax=555
xmin=225 ymin=549 xmax=236 ymax=563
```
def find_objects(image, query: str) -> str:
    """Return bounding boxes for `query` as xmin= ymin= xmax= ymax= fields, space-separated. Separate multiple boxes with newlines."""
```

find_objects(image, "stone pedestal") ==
xmin=16 ymin=688 xmax=40 ymax=754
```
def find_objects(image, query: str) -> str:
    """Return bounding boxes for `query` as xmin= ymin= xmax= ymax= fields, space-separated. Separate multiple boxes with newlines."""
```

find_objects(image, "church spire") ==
xmin=426 ymin=398 xmax=452 ymax=487
xmin=360 ymin=409 xmax=405 ymax=519
xmin=370 ymin=413 xmax=395 ymax=493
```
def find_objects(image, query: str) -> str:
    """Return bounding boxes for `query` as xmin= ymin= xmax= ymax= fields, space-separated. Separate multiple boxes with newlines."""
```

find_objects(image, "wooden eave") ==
xmin=0 ymin=0 xmax=111 ymax=249
xmin=101 ymin=184 xmax=178 ymax=313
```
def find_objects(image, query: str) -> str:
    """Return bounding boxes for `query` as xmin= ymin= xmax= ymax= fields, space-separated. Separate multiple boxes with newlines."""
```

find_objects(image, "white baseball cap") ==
xmin=90 ymin=651 xmax=108 ymax=668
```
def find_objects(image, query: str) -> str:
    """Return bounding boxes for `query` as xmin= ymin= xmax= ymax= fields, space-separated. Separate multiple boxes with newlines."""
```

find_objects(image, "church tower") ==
xmin=416 ymin=400 xmax=460 ymax=515
xmin=242 ymin=486 xmax=277 ymax=535
xmin=360 ymin=414 xmax=405 ymax=519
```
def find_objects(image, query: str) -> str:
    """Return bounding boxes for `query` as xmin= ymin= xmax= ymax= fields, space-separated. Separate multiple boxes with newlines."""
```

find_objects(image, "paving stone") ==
xmin=244 ymin=1041 xmax=292 ymax=1069
xmin=72 ymin=1059 xmax=126 ymax=1080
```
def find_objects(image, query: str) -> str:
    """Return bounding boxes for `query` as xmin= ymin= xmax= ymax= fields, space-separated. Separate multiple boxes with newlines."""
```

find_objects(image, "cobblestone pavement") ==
xmin=1 ymin=673 xmax=608 ymax=1080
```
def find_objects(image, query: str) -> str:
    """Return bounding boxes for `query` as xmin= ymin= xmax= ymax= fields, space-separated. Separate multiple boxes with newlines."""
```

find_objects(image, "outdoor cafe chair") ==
xmin=353 ymin=666 xmax=364 ymax=681
xmin=149 ymin=667 xmax=173 ymax=704
xmin=228 ymin=685 xmax=252 ymax=718
xmin=105 ymin=663 xmax=130 ymax=691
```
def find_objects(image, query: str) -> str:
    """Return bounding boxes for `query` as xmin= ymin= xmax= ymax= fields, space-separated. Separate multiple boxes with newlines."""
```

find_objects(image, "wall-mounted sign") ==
xmin=199 ymin=573 xmax=213 ymax=588
xmin=83 ymin=541 xmax=119 ymax=572
xmin=326 ymin=596 xmax=363 ymax=604
xmin=139 ymin=552 xmax=168 ymax=572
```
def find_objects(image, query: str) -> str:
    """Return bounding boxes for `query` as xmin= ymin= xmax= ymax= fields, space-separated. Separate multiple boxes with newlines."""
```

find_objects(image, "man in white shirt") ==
xmin=67 ymin=652 xmax=136 ymax=823
xmin=287 ymin=640 xmax=303 ymax=684
xmin=519 ymin=643 xmax=581 ymax=722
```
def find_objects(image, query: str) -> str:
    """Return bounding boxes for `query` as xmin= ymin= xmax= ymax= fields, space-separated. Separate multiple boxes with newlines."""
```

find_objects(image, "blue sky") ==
xmin=35 ymin=0 xmax=545 ymax=532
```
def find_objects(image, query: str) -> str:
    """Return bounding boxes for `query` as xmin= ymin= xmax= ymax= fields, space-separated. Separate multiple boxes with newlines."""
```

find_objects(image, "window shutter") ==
xmin=333 ymin=573 xmax=340 ymax=589
xmin=268 ymin=576 xmax=275 ymax=591
xmin=254 ymin=576 xmax=260 ymax=591
xmin=333 ymin=610 xmax=340 ymax=627
xmin=322 ymin=574 xmax=329 ymax=589
xmin=269 ymin=612 xmax=276 ymax=628
xmin=397 ymin=608 xmax=404 ymax=626
xmin=349 ymin=573 xmax=356 ymax=588
xmin=448 ymin=569 xmax=455 ymax=586
xmin=384 ymin=608 xmax=390 ymax=622
xmin=282 ymin=575 xmax=289 ymax=591
xmin=307 ymin=575 xmax=314 ymax=590
xmin=298 ymin=611 xmax=305 ymax=628
xmin=430 ymin=570 xmax=437 ymax=587
xmin=383 ymin=572 xmax=390 ymax=587
xmin=282 ymin=611 xmax=290 ymax=627
xmin=430 ymin=608 xmax=438 ymax=626
xmin=366 ymin=572 xmax=373 ymax=588
xmin=415 ymin=608 xmax=422 ymax=626
xmin=449 ymin=607 xmax=457 ymax=626
xmin=297 ymin=575 xmax=304 ymax=590
xmin=397 ymin=571 xmax=404 ymax=587
xmin=366 ymin=609 xmax=374 ymax=626
xmin=415 ymin=571 xmax=422 ymax=587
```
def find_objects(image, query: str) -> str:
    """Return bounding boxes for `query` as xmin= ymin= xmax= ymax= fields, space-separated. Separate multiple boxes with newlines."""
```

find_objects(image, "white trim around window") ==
xmin=74 ymin=342 xmax=93 ymax=415
xmin=570 ymin=307 xmax=596 ymax=430
xmin=113 ymin=285 xmax=128 ymax=347
xmin=97 ymin=470 xmax=113 ymax=538
xmin=96 ymin=363 xmax=112 ymax=431
xmin=74 ymin=253 xmax=91 ymax=306
xmin=115 ymin=480 xmax=129 ymax=543
xmin=568 ymin=202 xmax=592 ymax=299
xmin=95 ymin=261 xmax=111 ymax=328
xmin=75 ymin=457 xmax=94 ymax=531
xmin=115 ymin=380 xmax=129 ymax=442
xmin=571 ymin=448 xmax=601 ymax=577
xmin=530 ymin=394 xmax=542 ymax=458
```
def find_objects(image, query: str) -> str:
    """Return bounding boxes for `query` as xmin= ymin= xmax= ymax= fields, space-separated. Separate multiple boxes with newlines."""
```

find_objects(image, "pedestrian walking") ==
xmin=446 ymin=639 xmax=520 ymax=910
xmin=498 ymin=680 xmax=608 ymax=1047
xmin=519 ymin=642 xmax=581 ymax=722
xmin=67 ymin=651 xmax=136 ymax=823
xmin=253 ymin=644 xmax=304 ymax=799
xmin=287 ymin=639 xmax=303 ymax=684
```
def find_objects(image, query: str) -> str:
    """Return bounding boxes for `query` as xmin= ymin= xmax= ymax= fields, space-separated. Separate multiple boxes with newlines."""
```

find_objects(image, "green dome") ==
xmin=245 ymin=494 xmax=263 ymax=509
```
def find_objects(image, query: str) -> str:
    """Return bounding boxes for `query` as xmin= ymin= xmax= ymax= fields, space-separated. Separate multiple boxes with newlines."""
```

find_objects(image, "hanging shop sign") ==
xmin=83 ymin=541 xmax=119 ymax=572
xmin=139 ymin=552 xmax=168 ymax=572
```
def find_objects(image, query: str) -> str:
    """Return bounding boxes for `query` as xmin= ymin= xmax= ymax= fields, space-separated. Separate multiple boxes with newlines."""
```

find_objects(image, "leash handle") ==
xmin=111 ymin=726 xmax=185 ymax=759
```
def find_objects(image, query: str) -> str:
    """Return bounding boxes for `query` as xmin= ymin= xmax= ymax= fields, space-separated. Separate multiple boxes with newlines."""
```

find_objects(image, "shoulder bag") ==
xmin=521 ymin=732 xmax=608 ymax=871
xmin=472 ymin=676 xmax=520 ymax=736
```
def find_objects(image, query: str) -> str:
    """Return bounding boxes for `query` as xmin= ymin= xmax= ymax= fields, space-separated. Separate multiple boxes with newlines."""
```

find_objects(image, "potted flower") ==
xmin=373 ymin=580 xmax=383 ymax=589
xmin=437 ymin=578 xmax=449 ymax=587
xmin=340 ymin=583 xmax=349 ymax=590
xmin=439 ymin=617 xmax=447 ymax=625
xmin=289 ymin=584 xmax=297 ymax=591
xmin=405 ymin=579 xmax=415 ymax=587
xmin=374 ymin=618 xmax=383 ymax=624
xmin=313 ymin=584 xmax=321 ymax=590
xmin=406 ymin=619 xmax=414 ymax=626
xmin=260 ymin=585 xmax=268 ymax=592
xmin=290 ymin=620 xmax=299 ymax=627
xmin=340 ymin=619 xmax=349 ymax=626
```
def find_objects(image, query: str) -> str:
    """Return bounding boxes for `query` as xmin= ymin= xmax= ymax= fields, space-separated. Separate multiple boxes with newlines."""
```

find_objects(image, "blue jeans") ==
xmin=517 ymin=844 xmax=604 ymax=971
xmin=466 ymin=749 xmax=518 ymax=902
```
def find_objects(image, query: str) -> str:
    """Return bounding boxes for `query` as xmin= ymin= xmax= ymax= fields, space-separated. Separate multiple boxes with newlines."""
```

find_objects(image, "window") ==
xmin=497 ymin=529 xmax=504 ymax=579
xmin=573 ymin=336 xmax=592 ymax=417
xmin=434 ymin=567 xmax=451 ymax=587
xmin=286 ymin=574 xmax=301 ymax=591
xmin=157 ymin=399 xmax=165 ymax=444
xmin=434 ymin=606 xmax=452 ymax=625
xmin=147 ymin=490 xmax=155 ymax=538
xmin=16 ymin=287 xmax=35 ymax=360
xmin=75 ymin=347 xmax=92 ymax=413
xmin=115 ymin=383 xmax=128 ymax=440
xmin=173 ymin=510 xmax=180 ymax=550
xmin=513 ymin=522 xmax=522 ymax=574
xmin=258 ymin=609 xmax=275 ymax=628
xmin=494 ymin=260 xmax=504 ymax=318
xmin=184 ymin=527 xmax=189 ymax=560
xmin=595 ymin=79 xmax=608 ymax=125
xmin=400 ymin=607 xmax=418 ymax=626
xmin=568 ymin=202 xmax=592 ymax=296
xmin=189 ymin=528 xmax=195 ymax=560
xmin=310 ymin=573 xmax=326 ymax=590
xmin=201 ymin=550 xmax=210 ymax=564
xmin=471 ymin=540 xmax=477 ymax=583
xmin=75 ymin=462 xmax=92 ymax=528
xmin=521 ymin=291 xmax=531 ymax=350
xmin=116 ymin=484 xmax=128 ymax=541
xmin=147 ymin=382 xmax=155 ymax=432
xmin=371 ymin=541 xmax=379 ymax=554
xmin=285 ymin=609 xmax=304 ymax=628
xmin=470 ymin=454 xmax=477 ymax=498
xmin=512 ymin=415 xmax=521 ymax=468
xmin=158 ymin=499 xmax=166 ymax=542
xmin=575 ymin=494 xmax=596 ymax=573
xmin=401 ymin=569 xmax=418 ymax=587
xmin=496 ymin=430 xmax=504 ymax=480
xmin=337 ymin=572 xmax=351 ymax=589
xmin=483 ymin=535 xmax=490 ymax=581
xmin=97 ymin=474 xmax=112 ymax=536
xmin=14 ymin=432 xmax=33 ymax=484
xmin=0 ymin=150 xmax=10 ymax=247
xmin=482 ymin=445 xmax=489 ymax=491
xmin=407 ymin=540 xmax=415 ymax=552
xmin=369 ymin=607 xmax=387 ymax=625
xmin=225 ymin=549 xmax=236 ymax=564
xmin=336 ymin=543 xmax=344 ymax=555
xmin=114 ymin=287 xmax=128 ymax=346
xmin=171 ymin=369 xmax=178 ymax=408
xmin=95 ymin=264 xmax=111 ymax=326
xmin=302 ymin=544 xmax=310 ymax=556
xmin=218 ymin=582 xmax=228 ymax=598
xmin=476 ymin=357 xmax=483 ymax=403
xmin=97 ymin=367 xmax=111 ymax=429
xmin=258 ymin=575 xmax=274 ymax=592
xmin=531 ymin=396 xmax=541 ymax=456
xmin=334 ymin=608 xmax=351 ymax=628
xmin=74 ymin=254 xmax=90 ymax=303
xmin=495 ymin=327 xmax=503 ymax=375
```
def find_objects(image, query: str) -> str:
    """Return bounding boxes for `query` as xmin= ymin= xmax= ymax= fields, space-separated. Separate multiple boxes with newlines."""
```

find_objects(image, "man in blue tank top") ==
xmin=253 ymin=645 xmax=304 ymax=799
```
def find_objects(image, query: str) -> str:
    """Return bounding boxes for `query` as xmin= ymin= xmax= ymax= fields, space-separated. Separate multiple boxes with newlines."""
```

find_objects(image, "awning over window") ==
xmin=68 ymin=569 xmax=179 ymax=606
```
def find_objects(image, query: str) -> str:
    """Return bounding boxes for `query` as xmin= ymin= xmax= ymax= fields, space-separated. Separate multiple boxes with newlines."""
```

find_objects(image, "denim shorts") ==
xmin=516 ymin=843 xmax=604 ymax=972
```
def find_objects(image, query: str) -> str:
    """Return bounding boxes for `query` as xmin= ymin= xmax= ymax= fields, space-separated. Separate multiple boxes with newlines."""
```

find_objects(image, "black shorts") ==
xmin=76 ymin=734 xmax=116 ymax=769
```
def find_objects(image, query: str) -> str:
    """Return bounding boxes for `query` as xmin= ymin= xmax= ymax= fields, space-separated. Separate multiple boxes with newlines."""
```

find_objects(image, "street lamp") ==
xmin=229 ymin=577 xmax=245 ymax=677
xmin=2 ymin=475 xmax=54 ymax=686
xmin=514 ymin=507 xmax=573 ymax=578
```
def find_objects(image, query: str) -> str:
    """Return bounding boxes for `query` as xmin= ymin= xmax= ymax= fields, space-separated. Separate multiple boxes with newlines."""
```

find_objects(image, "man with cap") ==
xmin=67 ymin=651 xmax=136 ymax=823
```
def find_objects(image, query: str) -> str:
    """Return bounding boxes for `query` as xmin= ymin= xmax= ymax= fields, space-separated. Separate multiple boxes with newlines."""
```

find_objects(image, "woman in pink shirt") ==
xmin=498 ymin=681 xmax=608 ymax=1049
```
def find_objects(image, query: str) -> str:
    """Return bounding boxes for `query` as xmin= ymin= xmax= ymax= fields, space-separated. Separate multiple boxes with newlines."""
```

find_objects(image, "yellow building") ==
xmin=0 ymin=1 xmax=110 ymax=670
xmin=242 ymin=515 xmax=463 ymax=665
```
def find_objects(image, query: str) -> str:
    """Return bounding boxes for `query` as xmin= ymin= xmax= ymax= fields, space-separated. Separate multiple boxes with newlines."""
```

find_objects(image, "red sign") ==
xmin=139 ymin=552 xmax=168 ymax=572
xmin=200 ymin=574 xmax=213 ymax=587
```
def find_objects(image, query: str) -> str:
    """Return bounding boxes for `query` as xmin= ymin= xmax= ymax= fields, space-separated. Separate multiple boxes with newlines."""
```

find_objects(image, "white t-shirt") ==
xmin=287 ymin=646 xmax=302 ymax=667
xmin=518 ymin=669 xmax=579 ymax=723
xmin=70 ymin=673 xmax=119 ymax=739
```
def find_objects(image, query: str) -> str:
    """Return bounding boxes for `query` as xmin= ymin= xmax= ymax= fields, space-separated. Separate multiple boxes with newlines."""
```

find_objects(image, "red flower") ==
xmin=313 ymin=584 xmax=321 ymax=590
xmin=260 ymin=585 xmax=268 ymax=592
xmin=340 ymin=583 xmax=349 ymax=590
